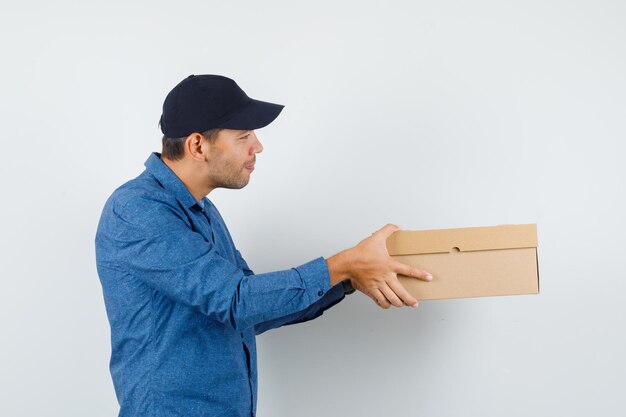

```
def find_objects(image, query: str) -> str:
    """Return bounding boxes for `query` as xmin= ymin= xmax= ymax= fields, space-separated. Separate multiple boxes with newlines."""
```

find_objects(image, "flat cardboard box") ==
xmin=386 ymin=224 xmax=539 ymax=300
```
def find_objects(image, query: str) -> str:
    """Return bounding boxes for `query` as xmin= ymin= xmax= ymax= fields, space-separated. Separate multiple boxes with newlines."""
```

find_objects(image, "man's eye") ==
xmin=240 ymin=135 xmax=249 ymax=140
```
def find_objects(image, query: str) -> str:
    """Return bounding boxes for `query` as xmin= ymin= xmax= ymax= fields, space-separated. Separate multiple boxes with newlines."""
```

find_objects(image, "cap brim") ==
xmin=218 ymin=98 xmax=284 ymax=130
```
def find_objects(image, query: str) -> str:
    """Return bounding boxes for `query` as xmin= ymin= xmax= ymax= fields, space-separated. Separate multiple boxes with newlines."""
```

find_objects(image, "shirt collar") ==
xmin=144 ymin=152 xmax=203 ymax=210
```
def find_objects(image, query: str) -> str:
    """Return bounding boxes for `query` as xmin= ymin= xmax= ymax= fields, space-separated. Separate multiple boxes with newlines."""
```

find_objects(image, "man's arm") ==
xmin=102 ymin=195 xmax=432 ymax=332
xmin=253 ymin=224 xmax=434 ymax=334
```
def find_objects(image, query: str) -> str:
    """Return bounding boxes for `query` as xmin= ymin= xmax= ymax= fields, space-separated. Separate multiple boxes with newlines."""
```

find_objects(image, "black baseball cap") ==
xmin=159 ymin=74 xmax=285 ymax=138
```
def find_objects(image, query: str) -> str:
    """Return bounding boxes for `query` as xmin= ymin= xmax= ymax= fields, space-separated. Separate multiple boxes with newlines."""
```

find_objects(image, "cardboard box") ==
xmin=386 ymin=224 xmax=539 ymax=300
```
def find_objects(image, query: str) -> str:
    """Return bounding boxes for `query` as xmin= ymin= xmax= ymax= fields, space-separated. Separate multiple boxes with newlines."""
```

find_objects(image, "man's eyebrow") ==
xmin=238 ymin=130 xmax=250 ymax=136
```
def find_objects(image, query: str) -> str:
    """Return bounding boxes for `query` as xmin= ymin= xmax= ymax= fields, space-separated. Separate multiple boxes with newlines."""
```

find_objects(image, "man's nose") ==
xmin=251 ymin=131 xmax=263 ymax=154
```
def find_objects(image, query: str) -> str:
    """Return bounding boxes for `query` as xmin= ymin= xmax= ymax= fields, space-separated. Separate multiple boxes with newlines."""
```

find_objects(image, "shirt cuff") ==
xmin=341 ymin=279 xmax=356 ymax=295
xmin=294 ymin=257 xmax=333 ymax=304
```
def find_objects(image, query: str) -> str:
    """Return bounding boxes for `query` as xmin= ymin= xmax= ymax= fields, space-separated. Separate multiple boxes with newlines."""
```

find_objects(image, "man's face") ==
xmin=203 ymin=129 xmax=263 ymax=190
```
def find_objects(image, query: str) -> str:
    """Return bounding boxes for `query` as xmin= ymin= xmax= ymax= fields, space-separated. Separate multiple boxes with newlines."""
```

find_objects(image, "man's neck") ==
xmin=161 ymin=155 xmax=213 ymax=201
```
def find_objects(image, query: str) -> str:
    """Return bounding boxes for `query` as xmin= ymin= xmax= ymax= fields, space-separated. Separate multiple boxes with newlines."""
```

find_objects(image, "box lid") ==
xmin=386 ymin=224 xmax=538 ymax=256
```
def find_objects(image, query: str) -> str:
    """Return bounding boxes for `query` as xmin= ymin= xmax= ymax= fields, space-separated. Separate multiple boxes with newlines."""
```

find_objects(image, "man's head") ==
xmin=158 ymin=74 xmax=282 ymax=198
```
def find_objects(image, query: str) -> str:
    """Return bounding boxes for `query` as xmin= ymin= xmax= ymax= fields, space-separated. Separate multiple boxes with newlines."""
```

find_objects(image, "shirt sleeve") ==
xmin=109 ymin=195 xmax=332 ymax=332
xmin=254 ymin=282 xmax=346 ymax=335
xmin=234 ymin=246 xmax=346 ymax=335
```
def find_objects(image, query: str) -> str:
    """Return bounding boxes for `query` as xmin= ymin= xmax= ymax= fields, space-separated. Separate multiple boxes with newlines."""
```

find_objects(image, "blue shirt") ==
xmin=95 ymin=153 xmax=346 ymax=417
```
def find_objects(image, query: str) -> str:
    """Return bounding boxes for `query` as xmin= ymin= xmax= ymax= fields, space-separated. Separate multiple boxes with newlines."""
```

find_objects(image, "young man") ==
xmin=95 ymin=74 xmax=432 ymax=417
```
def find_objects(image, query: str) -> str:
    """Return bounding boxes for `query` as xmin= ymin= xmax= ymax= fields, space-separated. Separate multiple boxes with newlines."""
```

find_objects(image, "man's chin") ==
xmin=220 ymin=178 xmax=250 ymax=190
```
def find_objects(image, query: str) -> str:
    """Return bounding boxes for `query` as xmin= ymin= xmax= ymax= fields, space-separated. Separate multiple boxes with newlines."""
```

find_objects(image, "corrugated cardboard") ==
xmin=386 ymin=224 xmax=539 ymax=300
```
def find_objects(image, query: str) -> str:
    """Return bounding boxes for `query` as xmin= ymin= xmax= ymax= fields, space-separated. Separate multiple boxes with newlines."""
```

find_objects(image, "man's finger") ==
xmin=371 ymin=288 xmax=391 ymax=309
xmin=387 ymin=278 xmax=419 ymax=308
xmin=392 ymin=261 xmax=433 ymax=282
xmin=379 ymin=284 xmax=404 ymax=308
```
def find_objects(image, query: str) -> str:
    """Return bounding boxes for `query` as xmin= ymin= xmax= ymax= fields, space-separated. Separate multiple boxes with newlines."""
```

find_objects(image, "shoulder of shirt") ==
xmin=104 ymin=172 xmax=181 ymax=216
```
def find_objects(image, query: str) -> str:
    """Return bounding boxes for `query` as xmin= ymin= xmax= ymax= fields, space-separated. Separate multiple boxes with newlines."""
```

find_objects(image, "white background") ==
xmin=1 ymin=1 xmax=625 ymax=416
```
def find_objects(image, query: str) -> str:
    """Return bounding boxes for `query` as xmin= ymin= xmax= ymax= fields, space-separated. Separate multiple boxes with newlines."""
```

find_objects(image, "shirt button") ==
xmin=317 ymin=290 xmax=324 ymax=297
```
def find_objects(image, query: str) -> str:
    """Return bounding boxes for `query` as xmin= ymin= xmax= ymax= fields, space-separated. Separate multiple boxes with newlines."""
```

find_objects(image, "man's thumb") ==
xmin=375 ymin=223 xmax=401 ymax=239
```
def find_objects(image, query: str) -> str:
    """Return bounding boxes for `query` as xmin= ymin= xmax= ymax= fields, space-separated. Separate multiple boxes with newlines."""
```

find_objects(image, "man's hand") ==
xmin=326 ymin=224 xmax=433 ymax=309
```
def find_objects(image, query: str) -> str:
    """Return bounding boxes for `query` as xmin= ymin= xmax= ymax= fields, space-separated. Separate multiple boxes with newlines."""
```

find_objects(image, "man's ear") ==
xmin=185 ymin=133 xmax=207 ymax=162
